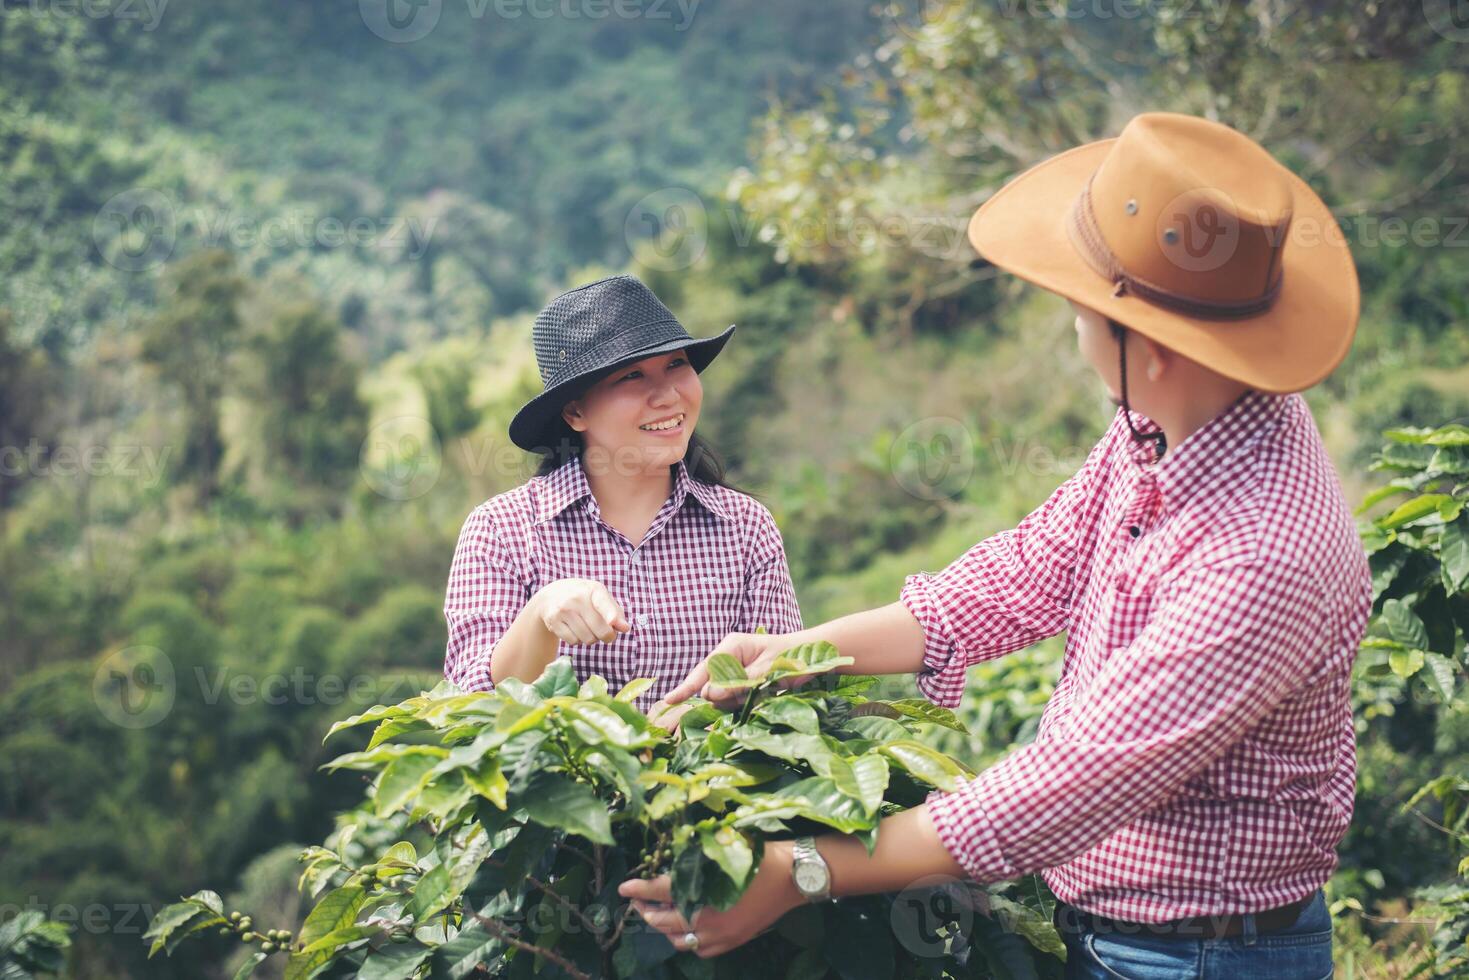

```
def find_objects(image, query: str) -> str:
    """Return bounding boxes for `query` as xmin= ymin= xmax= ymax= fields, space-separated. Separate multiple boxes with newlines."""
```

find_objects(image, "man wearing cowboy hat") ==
xmin=624 ymin=113 xmax=1372 ymax=977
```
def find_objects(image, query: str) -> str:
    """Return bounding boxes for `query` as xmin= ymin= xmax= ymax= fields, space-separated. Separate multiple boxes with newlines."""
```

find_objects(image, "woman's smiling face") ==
xmin=561 ymin=349 xmax=702 ymax=473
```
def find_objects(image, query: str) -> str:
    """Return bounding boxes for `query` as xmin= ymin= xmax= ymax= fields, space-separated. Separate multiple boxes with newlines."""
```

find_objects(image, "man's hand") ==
xmin=647 ymin=699 xmax=695 ymax=732
xmin=661 ymin=631 xmax=804 ymax=710
xmin=618 ymin=840 xmax=800 ymax=959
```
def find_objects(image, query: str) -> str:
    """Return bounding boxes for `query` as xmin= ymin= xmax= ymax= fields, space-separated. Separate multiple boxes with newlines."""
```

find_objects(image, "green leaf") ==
xmin=986 ymin=893 xmax=1067 ymax=960
xmin=846 ymin=755 xmax=890 ymax=816
xmin=844 ymin=715 xmax=910 ymax=741
xmin=1442 ymin=515 xmax=1469 ymax=595
xmin=1389 ymin=647 xmax=1425 ymax=679
xmin=881 ymin=699 xmax=970 ymax=733
xmin=359 ymin=941 xmax=434 ymax=980
xmin=324 ymin=743 xmax=448 ymax=773
xmin=1427 ymin=423 xmax=1469 ymax=446
xmin=144 ymin=903 xmax=206 ymax=957
xmin=374 ymin=753 xmax=444 ymax=817
xmin=408 ymin=865 xmax=454 ymax=923
xmin=533 ymin=657 xmax=579 ymax=698
xmin=1384 ymin=426 xmax=1435 ymax=445
xmin=296 ymin=925 xmax=379 ymax=957
xmin=615 ymin=677 xmax=656 ymax=702
xmin=430 ymin=920 xmax=502 ymax=979
xmin=1378 ymin=494 xmax=1455 ymax=530
xmin=1383 ymin=598 xmax=1431 ymax=650
xmin=726 ymin=725 xmax=829 ymax=765
xmin=772 ymin=777 xmax=872 ymax=833
xmin=563 ymin=701 xmax=652 ymax=749
xmin=753 ymin=697 xmax=820 ymax=734
xmin=464 ymin=757 xmax=508 ymax=808
xmin=519 ymin=771 xmax=613 ymax=844
xmin=1420 ymin=652 xmax=1457 ymax=702
xmin=879 ymin=740 xmax=968 ymax=791
xmin=288 ymin=887 xmax=368 ymax=980
xmin=298 ymin=886 xmax=367 ymax=950
xmin=232 ymin=952 xmax=268 ymax=980
xmin=325 ymin=703 xmax=409 ymax=741
xmin=706 ymin=652 xmax=759 ymax=688
xmin=1429 ymin=446 xmax=1469 ymax=477
xmin=699 ymin=825 xmax=755 ymax=888
xmin=448 ymin=826 xmax=493 ymax=902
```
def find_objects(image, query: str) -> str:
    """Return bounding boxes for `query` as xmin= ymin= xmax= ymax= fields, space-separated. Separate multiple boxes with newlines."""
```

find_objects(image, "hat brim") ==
xmin=968 ymin=139 xmax=1359 ymax=393
xmin=508 ymin=324 xmax=736 ymax=452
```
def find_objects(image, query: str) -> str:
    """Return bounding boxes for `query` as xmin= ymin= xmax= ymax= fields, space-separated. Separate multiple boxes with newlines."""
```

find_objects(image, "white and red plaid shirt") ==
xmin=901 ymin=389 xmax=1371 ymax=922
xmin=444 ymin=456 xmax=802 ymax=710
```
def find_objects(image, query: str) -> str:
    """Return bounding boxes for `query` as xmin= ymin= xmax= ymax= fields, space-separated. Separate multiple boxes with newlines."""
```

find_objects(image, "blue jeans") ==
xmin=1059 ymin=889 xmax=1334 ymax=980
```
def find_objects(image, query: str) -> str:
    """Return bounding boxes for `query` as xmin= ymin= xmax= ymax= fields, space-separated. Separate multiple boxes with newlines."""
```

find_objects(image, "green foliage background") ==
xmin=1 ymin=1 xmax=1468 ymax=976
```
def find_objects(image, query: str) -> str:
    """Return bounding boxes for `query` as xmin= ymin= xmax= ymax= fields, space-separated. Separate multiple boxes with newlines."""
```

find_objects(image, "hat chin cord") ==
xmin=1111 ymin=321 xmax=1168 ymax=460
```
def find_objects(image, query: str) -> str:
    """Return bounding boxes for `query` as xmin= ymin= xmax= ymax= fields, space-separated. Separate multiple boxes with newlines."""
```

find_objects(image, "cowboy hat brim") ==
xmin=968 ymin=139 xmax=1359 ymax=394
xmin=508 ymin=324 xmax=736 ymax=452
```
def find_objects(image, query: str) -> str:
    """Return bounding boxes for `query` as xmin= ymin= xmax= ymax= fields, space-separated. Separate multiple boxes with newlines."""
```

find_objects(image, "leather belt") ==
xmin=1052 ymin=893 xmax=1313 ymax=941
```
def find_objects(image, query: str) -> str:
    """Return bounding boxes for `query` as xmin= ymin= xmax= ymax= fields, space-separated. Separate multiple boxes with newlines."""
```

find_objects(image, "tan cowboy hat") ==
xmin=968 ymin=112 xmax=1358 ymax=393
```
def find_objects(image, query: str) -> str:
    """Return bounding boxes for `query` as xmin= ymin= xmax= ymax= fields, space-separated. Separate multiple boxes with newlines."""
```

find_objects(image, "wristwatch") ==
xmin=790 ymin=836 xmax=832 ymax=902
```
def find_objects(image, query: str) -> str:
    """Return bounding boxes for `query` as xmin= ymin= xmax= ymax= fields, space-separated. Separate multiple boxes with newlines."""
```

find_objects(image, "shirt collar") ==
xmin=1124 ymin=389 xmax=1292 ymax=510
xmin=532 ymin=456 xmax=735 ymax=525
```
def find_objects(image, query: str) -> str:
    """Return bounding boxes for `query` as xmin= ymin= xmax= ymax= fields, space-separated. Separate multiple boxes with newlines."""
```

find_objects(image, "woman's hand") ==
xmin=618 ymin=840 xmax=801 ymax=959
xmin=660 ymin=631 xmax=806 ymax=710
xmin=533 ymin=578 xmax=631 ymax=646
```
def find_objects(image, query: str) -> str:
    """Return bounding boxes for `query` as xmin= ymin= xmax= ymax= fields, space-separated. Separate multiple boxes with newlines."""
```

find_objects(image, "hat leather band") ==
xmin=1067 ymin=175 xmax=1283 ymax=320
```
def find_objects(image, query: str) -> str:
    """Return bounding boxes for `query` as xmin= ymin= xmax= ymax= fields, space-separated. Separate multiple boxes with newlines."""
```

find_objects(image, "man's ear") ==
xmin=561 ymin=400 xmax=587 ymax=433
xmin=1140 ymin=335 xmax=1171 ymax=383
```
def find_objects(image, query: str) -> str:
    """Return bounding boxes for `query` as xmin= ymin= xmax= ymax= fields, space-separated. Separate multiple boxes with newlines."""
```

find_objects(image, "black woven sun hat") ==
xmin=508 ymin=274 xmax=736 ymax=452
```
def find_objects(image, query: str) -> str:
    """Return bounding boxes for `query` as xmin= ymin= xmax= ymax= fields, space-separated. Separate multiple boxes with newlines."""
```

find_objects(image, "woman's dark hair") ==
xmin=530 ymin=368 xmax=746 ymax=493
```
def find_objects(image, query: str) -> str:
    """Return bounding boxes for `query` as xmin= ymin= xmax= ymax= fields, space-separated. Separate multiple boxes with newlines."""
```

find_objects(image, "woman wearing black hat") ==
xmin=442 ymin=275 xmax=802 ymax=716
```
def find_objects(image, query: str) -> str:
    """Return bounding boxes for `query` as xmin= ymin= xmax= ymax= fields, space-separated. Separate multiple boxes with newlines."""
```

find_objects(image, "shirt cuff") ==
xmin=899 ymin=572 xmax=968 ymax=708
xmin=925 ymin=786 xmax=1020 ymax=884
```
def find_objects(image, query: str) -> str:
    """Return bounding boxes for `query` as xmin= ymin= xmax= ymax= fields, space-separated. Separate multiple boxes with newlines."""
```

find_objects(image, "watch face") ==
xmin=794 ymin=862 xmax=827 ymax=894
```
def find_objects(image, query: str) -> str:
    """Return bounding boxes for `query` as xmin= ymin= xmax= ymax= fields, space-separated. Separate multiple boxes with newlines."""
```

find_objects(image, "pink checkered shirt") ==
xmin=901 ymin=390 xmax=1371 ymax=922
xmin=443 ymin=456 xmax=802 ymax=710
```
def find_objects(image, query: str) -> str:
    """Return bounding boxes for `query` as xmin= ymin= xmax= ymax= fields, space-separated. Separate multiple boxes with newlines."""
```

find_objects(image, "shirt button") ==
xmin=1127 ymin=525 xmax=1141 ymax=538
xmin=630 ymin=551 xmax=643 ymax=565
xmin=636 ymin=613 xmax=650 ymax=628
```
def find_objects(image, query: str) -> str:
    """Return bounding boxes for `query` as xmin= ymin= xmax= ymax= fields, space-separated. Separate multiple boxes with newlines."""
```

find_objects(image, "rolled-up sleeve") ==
xmin=737 ymin=503 xmax=803 ymax=635
xmin=443 ymin=505 xmax=531 ymax=692
xmin=900 ymin=422 xmax=1117 ymax=707
xmin=924 ymin=557 xmax=1330 ymax=883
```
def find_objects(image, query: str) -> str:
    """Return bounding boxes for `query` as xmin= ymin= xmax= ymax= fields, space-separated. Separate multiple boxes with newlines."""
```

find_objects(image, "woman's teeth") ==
xmin=640 ymin=414 xmax=684 ymax=431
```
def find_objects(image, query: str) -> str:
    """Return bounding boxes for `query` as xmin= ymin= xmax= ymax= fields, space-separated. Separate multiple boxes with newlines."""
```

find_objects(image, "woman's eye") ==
xmin=619 ymin=371 xmax=641 ymax=382
xmin=669 ymin=358 xmax=688 ymax=368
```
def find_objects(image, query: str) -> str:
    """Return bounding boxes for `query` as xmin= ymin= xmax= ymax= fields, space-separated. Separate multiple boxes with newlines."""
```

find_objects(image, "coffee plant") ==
xmin=144 ymin=642 xmax=1065 ymax=979
xmin=1356 ymin=421 xmax=1469 ymax=975
xmin=0 ymin=911 xmax=71 ymax=979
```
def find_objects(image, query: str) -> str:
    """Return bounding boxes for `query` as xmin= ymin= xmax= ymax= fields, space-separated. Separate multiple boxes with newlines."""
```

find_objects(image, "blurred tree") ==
xmin=139 ymin=249 xmax=246 ymax=504
xmin=244 ymin=299 xmax=369 ymax=518
xmin=0 ymin=310 xmax=58 ymax=512
xmin=412 ymin=356 xmax=481 ymax=447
